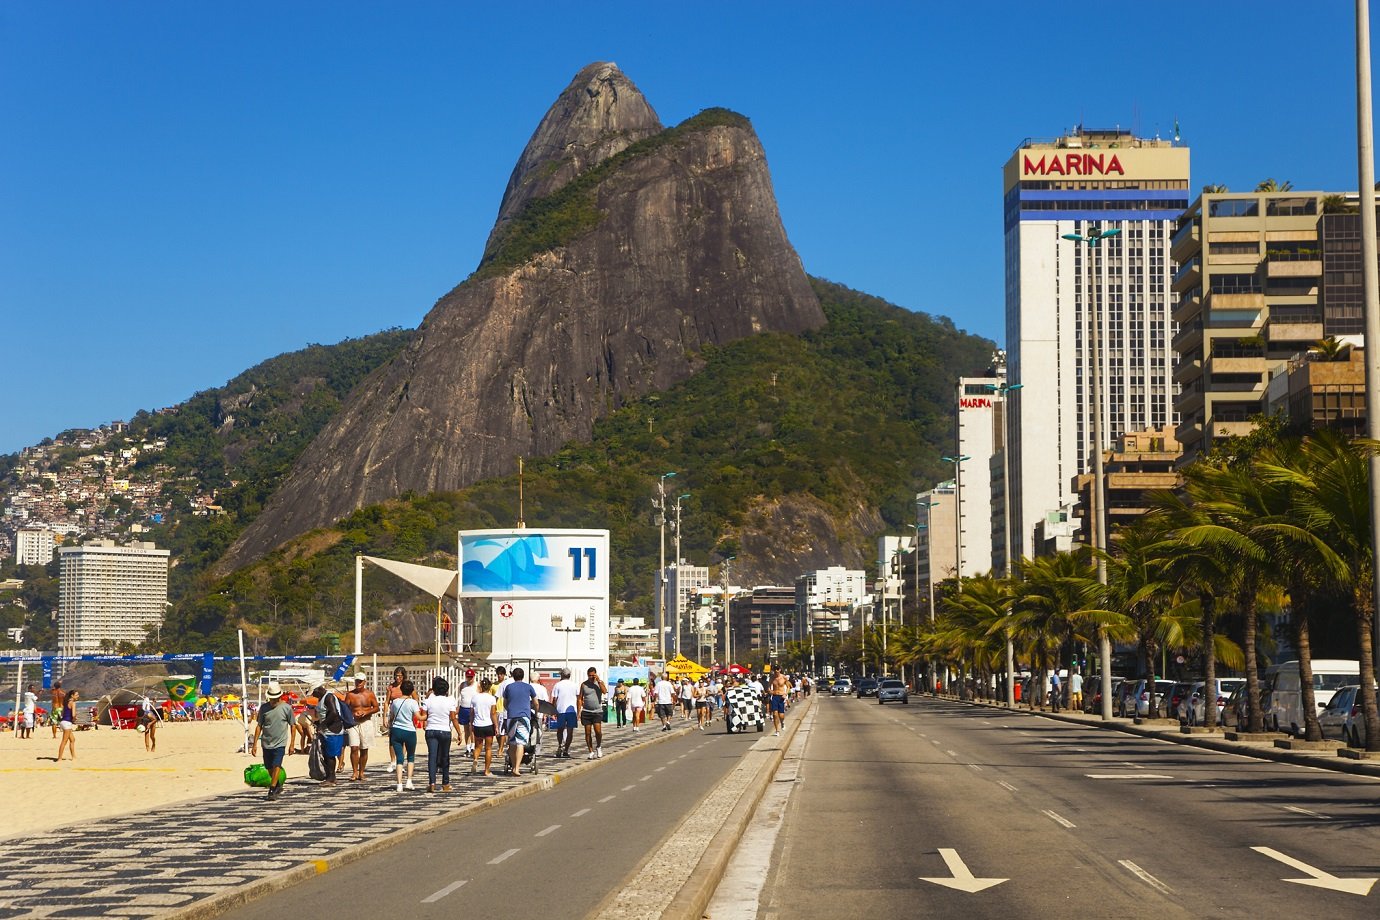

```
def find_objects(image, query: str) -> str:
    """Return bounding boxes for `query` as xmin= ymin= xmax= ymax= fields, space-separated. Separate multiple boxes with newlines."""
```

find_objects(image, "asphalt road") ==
xmin=216 ymin=718 xmax=768 ymax=920
xmin=750 ymin=695 xmax=1380 ymax=919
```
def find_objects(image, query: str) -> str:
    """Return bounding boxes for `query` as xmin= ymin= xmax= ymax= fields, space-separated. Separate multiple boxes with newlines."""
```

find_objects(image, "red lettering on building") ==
xmin=959 ymin=398 xmax=993 ymax=409
xmin=1022 ymin=152 xmax=1127 ymax=177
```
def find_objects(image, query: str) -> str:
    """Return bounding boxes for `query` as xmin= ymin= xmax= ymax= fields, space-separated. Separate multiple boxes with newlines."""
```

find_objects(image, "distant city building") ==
xmin=58 ymin=540 xmax=169 ymax=657
xmin=660 ymin=564 xmax=709 ymax=658
xmin=915 ymin=481 xmax=957 ymax=620
xmin=1264 ymin=339 xmax=1367 ymax=436
xmin=956 ymin=362 xmax=1003 ymax=576
xmin=794 ymin=566 xmax=869 ymax=644
xmin=730 ymin=585 xmax=797 ymax=658
xmin=15 ymin=527 xmax=56 ymax=567
xmin=1005 ymin=127 xmax=1189 ymax=558
xmin=1072 ymin=425 xmax=1182 ymax=542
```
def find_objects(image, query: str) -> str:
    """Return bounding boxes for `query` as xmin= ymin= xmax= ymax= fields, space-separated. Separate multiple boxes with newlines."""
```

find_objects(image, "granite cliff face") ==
xmin=220 ymin=63 xmax=824 ymax=570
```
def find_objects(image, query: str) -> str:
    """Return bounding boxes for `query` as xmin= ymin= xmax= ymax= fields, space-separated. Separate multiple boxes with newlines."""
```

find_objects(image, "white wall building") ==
xmin=956 ymin=370 xmax=1002 ymax=577
xmin=796 ymin=565 xmax=869 ymax=638
xmin=15 ymin=528 xmax=55 ymax=566
xmin=1004 ymin=129 xmax=1188 ymax=560
xmin=915 ymin=482 xmax=957 ymax=621
xmin=663 ymin=564 xmax=710 ymax=657
xmin=58 ymin=540 xmax=169 ymax=656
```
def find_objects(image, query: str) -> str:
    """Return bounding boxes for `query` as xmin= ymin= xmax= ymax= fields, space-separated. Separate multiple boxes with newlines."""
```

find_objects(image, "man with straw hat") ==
xmin=250 ymin=682 xmax=293 ymax=800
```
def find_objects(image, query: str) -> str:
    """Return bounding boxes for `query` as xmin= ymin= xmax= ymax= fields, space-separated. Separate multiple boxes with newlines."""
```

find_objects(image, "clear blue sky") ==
xmin=1 ymin=1 xmax=1373 ymax=454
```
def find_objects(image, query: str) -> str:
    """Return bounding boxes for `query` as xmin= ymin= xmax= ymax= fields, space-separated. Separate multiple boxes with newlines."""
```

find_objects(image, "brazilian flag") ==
xmin=164 ymin=676 xmax=199 ymax=705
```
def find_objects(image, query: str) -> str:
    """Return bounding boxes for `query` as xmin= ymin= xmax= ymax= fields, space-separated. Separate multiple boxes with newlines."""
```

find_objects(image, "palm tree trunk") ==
xmin=1295 ymin=602 xmax=1323 ymax=741
xmin=1202 ymin=593 xmax=1219 ymax=730
xmin=1242 ymin=581 xmax=1265 ymax=733
xmin=1143 ymin=638 xmax=1158 ymax=719
xmin=1353 ymin=581 xmax=1380 ymax=752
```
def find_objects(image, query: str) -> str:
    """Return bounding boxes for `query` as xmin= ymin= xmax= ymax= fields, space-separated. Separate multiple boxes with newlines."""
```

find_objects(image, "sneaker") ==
xmin=587 ymin=751 xmax=596 ymax=760
xmin=396 ymin=782 xmax=403 ymax=793
xmin=442 ymin=784 xmax=453 ymax=792
xmin=405 ymin=780 xmax=416 ymax=791
xmin=597 ymin=746 xmax=603 ymax=758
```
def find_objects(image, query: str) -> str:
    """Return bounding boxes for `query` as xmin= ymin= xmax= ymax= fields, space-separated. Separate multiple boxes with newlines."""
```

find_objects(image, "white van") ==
xmin=1265 ymin=659 xmax=1359 ymax=736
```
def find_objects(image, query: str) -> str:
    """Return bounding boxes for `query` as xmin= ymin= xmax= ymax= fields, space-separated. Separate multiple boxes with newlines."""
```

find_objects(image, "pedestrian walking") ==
xmin=384 ymin=666 xmax=409 ymax=772
xmin=500 ymin=667 xmax=537 ymax=776
xmin=769 ymin=670 xmax=790 ymax=735
xmin=1049 ymin=671 xmax=1062 ymax=712
xmin=695 ymin=680 xmax=710 ymax=730
xmin=314 ymin=681 xmax=349 ymax=786
xmin=421 ymin=676 xmax=462 ymax=792
xmin=580 ymin=667 xmax=607 ymax=758
xmin=457 ymin=669 xmax=477 ymax=756
xmin=552 ymin=668 xmax=579 ymax=757
xmin=345 ymin=673 xmax=379 ymax=781
xmin=627 ymin=678 xmax=646 ymax=731
xmin=471 ymin=678 xmax=498 ymax=776
xmin=493 ymin=666 xmax=512 ymax=758
xmin=385 ymin=679 xmax=420 ymax=792
xmin=1069 ymin=670 xmax=1084 ymax=712
xmin=56 ymin=690 xmax=79 ymax=761
xmin=50 ymin=681 xmax=65 ymax=740
xmin=613 ymin=679 xmax=629 ymax=727
xmin=654 ymin=673 xmax=676 ymax=732
xmin=250 ymin=681 xmax=293 ymax=800
xmin=20 ymin=684 xmax=36 ymax=739
xmin=139 ymin=695 xmax=159 ymax=752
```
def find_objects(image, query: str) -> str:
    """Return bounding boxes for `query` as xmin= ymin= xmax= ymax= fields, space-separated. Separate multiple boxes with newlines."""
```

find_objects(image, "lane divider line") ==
xmin=599 ymin=795 xmax=617 ymax=803
xmin=421 ymin=879 xmax=468 ymax=903
xmin=1283 ymin=805 xmax=1329 ymax=819
xmin=997 ymin=781 xmax=1018 ymax=792
xmin=1118 ymin=860 xmax=1173 ymax=894
xmin=571 ymin=808 xmax=591 ymax=818
xmin=535 ymin=824 xmax=561 ymax=837
xmin=1042 ymin=809 xmax=1076 ymax=828
xmin=488 ymin=848 xmax=520 ymax=865
xmin=623 ymin=784 xmax=637 ymax=791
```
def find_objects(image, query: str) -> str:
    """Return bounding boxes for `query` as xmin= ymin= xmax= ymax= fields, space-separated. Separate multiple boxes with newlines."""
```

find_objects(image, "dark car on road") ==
xmin=877 ymin=679 xmax=909 ymax=704
xmin=856 ymin=677 xmax=880 ymax=698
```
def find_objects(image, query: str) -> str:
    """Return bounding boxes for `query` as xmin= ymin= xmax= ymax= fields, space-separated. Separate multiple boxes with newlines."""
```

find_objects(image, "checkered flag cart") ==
xmin=724 ymin=683 xmax=765 ymax=733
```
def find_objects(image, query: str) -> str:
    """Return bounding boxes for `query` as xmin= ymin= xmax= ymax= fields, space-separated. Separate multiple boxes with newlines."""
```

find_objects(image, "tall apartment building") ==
xmin=661 ymin=564 xmax=709 ymax=657
xmin=956 ymin=366 xmax=1003 ymax=575
xmin=1004 ymin=128 xmax=1189 ymax=558
xmin=1071 ymin=425 xmax=1182 ymax=541
xmin=58 ymin=540 xmax=169 ymax=657
xmin=794 ymin=566 xmax=869 ymax=641
xmin=1172 ymin=191 xmax=1332 ymax=459
xmin=14 ymin=527 xmax=56 ymax=566
xmin=729 ymin=585 xmax=796 ymax=656
xmin=915 ymin=481 xmax=957 ymax=620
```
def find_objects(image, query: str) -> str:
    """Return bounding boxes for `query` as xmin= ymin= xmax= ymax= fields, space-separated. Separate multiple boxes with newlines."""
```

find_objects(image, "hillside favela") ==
xmin=3 ymin=6 xmax=1380 ymax=920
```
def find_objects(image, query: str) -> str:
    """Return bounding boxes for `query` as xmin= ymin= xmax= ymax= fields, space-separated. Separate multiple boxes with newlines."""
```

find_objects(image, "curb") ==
xmin=659 ymin=695 xmax=815 ymax=920
xmin=938 ymin=695 xmax=1380 ymax=781
xmin=163 ymin=721 xmax=704 ymax=920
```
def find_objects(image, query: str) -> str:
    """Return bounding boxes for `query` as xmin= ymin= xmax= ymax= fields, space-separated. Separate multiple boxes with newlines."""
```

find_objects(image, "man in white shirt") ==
xmin=626 ymin=678 xmax=647 ymax=731
xmin=458 ymin=670 xmax=478 ymax=754
xmin=552 ymin=669 xmax=579 ymax=757
xmin=21 ymin=685 xmax=36 ymax=739
xmin=653 ymin=674 xmax=676 ymax=732
xmin=494 ymin=666 xmax=512 ymax=756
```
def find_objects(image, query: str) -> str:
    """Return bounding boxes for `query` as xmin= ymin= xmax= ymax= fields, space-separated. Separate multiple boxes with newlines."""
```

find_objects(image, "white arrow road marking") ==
xmin=1042 ymin=809 xmax=1076 ymax=828
xmin=919 ymin=849 xmax=1008 ymax=893
xmin=1282 ymin=805 xmax=1330 ymax=819
xmin=1086 ymin=774 xmax=1173 ymax=779
xmin=1118 ymin=860 xmax=1172 ymax=895
xmin=1252 ymin=846 xmax=1378 ymax=896
xmin=421 ymin=880 xmax=468 ymax=903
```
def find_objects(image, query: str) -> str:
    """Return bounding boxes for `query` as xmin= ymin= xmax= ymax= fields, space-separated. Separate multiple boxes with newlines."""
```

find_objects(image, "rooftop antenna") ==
xmin=517 ymin=457 xmax=526 ymax=529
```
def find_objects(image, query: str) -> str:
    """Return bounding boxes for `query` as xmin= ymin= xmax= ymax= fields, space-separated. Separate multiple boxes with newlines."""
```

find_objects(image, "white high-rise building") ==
xmin=795 ymin=566 xmax=869 ymax=639
xmin=661 ymin=564 xmax=709 ymax=657
xmin=1004 ymin=128 xmax=1189 ymax=559
xmin=58 ymin=540 xmax=169 ymax=656
xmin=955 ymin=366 xmax=1003 ymax=577
xmin=15 ymin=528 xmax=56 ymax=567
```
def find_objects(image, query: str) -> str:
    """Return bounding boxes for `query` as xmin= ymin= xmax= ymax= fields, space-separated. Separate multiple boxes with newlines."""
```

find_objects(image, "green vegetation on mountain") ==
xmin=476 ymin=108 xmax=752 ymax=280
xmin=162 ymin=279 xmax=994 ymax=653
xmin=124 ymin=330 xmax=414 ymax=587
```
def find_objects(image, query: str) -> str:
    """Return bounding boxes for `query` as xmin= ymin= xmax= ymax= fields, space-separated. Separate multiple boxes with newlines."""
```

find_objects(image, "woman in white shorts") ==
xmin=57 ymin=690 xmax=80 ymax=761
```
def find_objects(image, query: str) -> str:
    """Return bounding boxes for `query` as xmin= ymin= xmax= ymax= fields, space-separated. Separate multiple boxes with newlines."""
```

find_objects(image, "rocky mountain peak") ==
xmin=484 ymin=61 xmax=662 ymax=258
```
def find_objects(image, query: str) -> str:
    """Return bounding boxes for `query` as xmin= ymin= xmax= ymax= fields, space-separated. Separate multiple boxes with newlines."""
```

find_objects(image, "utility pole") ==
xmin=655 ymin=472 xmax=676 ymax=662
xmin=673 ymin=492 xmax=689 ymax=658
xmin=1356 ymin=0 xmax=1380 ymax=693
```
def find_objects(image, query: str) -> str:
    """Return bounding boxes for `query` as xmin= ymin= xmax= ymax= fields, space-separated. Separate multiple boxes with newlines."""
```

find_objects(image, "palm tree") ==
xmin=1099 ymin=516 xmax=1202 ymax=719
xmin=1257 ymin=431 xmax=1380 ymax=750
xmin=1310 ymin=336 xmax=1350 ymax=361
xmin=1202 ymin=183 xmax=1229 ymax=194
xmin=938 ymin=575 xmax=1013 ymax=702
xmin=1010 ymin=552 xmax=1120 ymax=711
xmin=1255 ymin=178 xmax=1294 ymax=192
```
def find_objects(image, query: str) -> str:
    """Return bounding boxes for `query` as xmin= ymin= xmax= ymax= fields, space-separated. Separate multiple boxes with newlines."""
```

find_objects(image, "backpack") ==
xmin=323 ymin=692 xmax=355 ymax=731
xmin=334 ymin=692 xmax=357 ymax=729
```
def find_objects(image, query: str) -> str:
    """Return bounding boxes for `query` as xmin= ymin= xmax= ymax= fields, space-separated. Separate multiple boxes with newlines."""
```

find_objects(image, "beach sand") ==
xmin=0 ymin=720 xmax=391 ymax=841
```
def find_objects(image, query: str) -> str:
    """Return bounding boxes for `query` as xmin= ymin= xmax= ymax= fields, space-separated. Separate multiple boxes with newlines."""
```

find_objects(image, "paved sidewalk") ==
xmin=936 ymin=693 xmax=1380 ymax=779
xmin=0 ymin=719 xmax=696 ymax=920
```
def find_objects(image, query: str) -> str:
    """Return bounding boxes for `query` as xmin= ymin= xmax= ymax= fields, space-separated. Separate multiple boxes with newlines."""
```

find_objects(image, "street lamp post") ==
xmin=941 ymin=453 xmax=970 ymax=694
xmin=672 ymin=492 xmax=690 ymax=658
xmin=1355 ymin=0 xmax=1380 ymax=693
xmin=655 ymin=472 xmax=677 ymax=662
xmin=1061 ymin=226 xmax=1121 ymax=721
xmin=551 ymin=611 xmax=588 ymax=673
xmin=916 ymin=498 xmax=939 ymax=692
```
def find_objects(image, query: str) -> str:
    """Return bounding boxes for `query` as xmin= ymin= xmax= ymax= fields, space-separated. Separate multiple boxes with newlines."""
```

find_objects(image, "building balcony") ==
xmin=1266 ymin=258 xmax=1322 ymax=278
xmin=1209 ymin=417 xmax=1258 ymax=439
xmin=1170 ymin=221 xmax=1201 ymax=264
xmin=1176 ymin=419 xmax=1204 ymax=446
xmin=1173 ymin=291 xmax=1203 ymax=324
xmin=1171 ymin=321 xmax=1203 ymax=353
xmin=1176 ymin=383 xmax=1204 ymax=415
xmin=1171 ymin=256 xmax=1201 ymax=293
xmin=1267 ymin=320 xmax=1324 ymax=343
xmin=1173 ymin=357 xmax=1203 ymax=385
xmin=1206 ymin=354 xmax=1267 ymax=375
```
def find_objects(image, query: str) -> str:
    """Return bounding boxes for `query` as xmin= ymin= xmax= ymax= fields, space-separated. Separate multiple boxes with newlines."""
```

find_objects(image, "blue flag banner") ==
xmin=41 ymin=657 xmax=52 ymax=690
xmin=200 ymin=653 xmax=215 ymax=696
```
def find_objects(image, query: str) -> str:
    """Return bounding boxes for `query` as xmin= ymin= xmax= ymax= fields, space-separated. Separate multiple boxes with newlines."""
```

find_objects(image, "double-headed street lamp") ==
xmin=655 ymin=471 xmax=677 ymax=661
xmin=1061 ymin=226 xmax=1120 ymax=720
xmin=551 ymin=611 xmax=588 ymax=673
